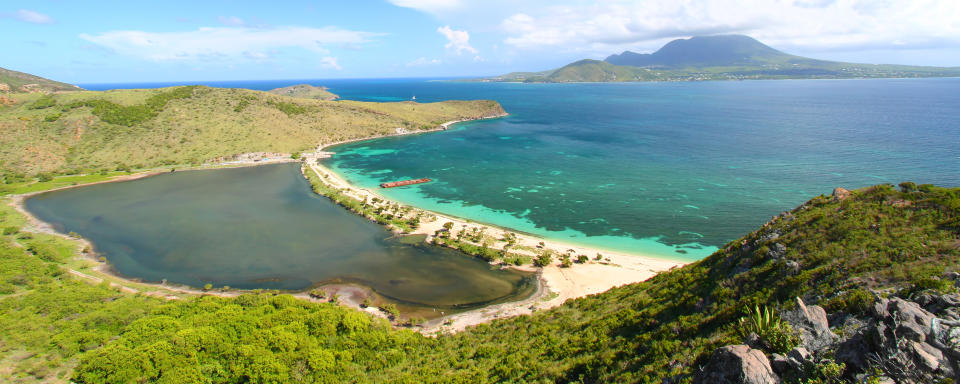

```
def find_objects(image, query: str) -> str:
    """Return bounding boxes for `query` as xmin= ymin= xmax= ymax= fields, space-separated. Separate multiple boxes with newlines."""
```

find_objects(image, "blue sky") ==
xmin=2 ymin=0 xmax=958 ymax=83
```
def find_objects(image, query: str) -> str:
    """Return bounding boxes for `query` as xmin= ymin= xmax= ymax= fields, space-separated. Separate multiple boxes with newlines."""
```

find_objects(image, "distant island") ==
xmin=481 ymin=34 xmax=960 ymax=82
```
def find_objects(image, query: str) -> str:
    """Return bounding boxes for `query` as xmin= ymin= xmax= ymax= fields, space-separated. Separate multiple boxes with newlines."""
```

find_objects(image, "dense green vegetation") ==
xmin=0 ymin=86 xmax=503 ymax=176
xmin=486 ymin=35 xmax=960 ymax=83
xmin=1 ymin=179 xmax=957 ymax=382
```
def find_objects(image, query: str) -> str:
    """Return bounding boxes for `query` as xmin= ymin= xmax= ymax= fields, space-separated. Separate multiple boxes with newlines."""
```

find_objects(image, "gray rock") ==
xmin=694 ymin=345 xmax=781 ymax=384
xmin=784 ymin=261 xmax=800 ymax=275
xmin=786 ymin=347 xmax=811 ymax=369
xmin=835 ymin=333 xmax=870 ymax=371
xmin=766 ymin=243 xmax=787 ymax=259
xmin=769 ymin=353 xmax=790 ymax=376
xmin=783 ymin=297 xmax=836 ymax=352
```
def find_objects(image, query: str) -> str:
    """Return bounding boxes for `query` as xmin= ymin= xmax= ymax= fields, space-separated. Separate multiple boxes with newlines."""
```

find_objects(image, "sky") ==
xmin=2 ymin=0 xmax=958 ymax=83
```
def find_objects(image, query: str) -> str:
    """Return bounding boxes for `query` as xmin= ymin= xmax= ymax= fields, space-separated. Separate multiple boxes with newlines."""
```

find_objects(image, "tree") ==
xmin=534 ymin=251 xmax=553 ymax=267
xmin=203 ymin=283 xmax=212 ymax=291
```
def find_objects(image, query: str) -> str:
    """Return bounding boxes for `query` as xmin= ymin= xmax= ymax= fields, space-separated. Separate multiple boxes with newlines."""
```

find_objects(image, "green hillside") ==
xmin=2 ymin=179 xmax=957 ymax=382
xmin=486 ymin=35 xmax=960 ymax=83
xmin=0 ymin=86 xmax=503 ymax=176
xmin=268 ymin=84 xmax=339 ymax=100
xmin=0 ymin=67 xmax=82 ymax=93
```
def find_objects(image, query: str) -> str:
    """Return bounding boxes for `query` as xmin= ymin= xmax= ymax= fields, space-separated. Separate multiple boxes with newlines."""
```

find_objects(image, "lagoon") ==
xmin=24 ymin=163 xmax=534 ymax=309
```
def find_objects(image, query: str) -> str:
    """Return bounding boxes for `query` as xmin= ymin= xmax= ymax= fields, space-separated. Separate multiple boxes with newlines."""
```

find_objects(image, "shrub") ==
xmin=534 ymin=251 xmax=553 ymax=267
xmin=738 ymin=305 xmax=800 ymax=353
xmin=2 ymin=227 xmax=17 ymax=235
xmin=28 ymin=95 xmax=56 ymax=109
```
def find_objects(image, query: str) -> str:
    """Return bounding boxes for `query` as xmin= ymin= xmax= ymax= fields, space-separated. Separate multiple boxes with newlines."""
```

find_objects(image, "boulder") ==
xmin=783 ymin=297 xmax=836 ymax=352
xmin=769 ymin=353 xmax=790 ymax=376
xmin=832 ymin=187 xmax=851 ymax=201
xmin=786 ymin=347 xmax=811 ymax=369
xmin=694 ymin=345 xmax=780 ymax=384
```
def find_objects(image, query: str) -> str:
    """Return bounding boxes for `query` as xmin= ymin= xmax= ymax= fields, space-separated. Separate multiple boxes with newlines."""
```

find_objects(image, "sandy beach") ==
xmin=8 ymin=114 xmax=684 ymax=334
xmin=304 ymin=114 xmax=687 ymax=332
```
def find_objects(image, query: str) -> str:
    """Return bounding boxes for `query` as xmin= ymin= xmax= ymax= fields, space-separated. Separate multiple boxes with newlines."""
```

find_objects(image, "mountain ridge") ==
xmin=484 ymin=34 xmax=960 ymax=83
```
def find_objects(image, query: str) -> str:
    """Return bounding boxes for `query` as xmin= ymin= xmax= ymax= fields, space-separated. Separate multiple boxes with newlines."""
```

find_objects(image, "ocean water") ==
xmin=25 ymin=164 xmax=534 ymax=308
xmin=83 ymin=78 xmax=960 ymax=261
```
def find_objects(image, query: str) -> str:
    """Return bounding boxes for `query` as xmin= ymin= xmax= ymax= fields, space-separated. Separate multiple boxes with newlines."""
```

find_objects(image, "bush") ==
xmin=2 ymin=227 xmax=17 ymax=235
xmin=738 ymin=305 xmax=800 ymax=353
xmin=28 ymin=95 xmax=56 ymax=110
xmin=533 ymin=252 xmax=553 ymax=267
xmin=35 ymin=173 xmax=53 ymax=182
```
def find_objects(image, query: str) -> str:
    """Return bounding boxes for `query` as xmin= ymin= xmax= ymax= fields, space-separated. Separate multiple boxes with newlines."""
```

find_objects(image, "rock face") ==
xmin=836 ymin=297 xmax=959 ymax=382
xmin=783 ymin=297 xmax=836 ymax=353
xmin=832 ymin=187 xmax=851 ymax=201
xmin=694 ymin=345 xmax=780 ymax=384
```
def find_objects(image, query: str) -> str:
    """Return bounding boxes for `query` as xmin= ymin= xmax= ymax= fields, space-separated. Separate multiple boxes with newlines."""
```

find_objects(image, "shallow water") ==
xmin=321 ymin=78 xmax=960 ymax=260
xmin=25 ymin=164 xmax=534 ymax=309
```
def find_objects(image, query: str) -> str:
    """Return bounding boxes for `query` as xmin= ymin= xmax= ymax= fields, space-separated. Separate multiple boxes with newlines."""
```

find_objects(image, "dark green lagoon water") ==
xmin=24 ymin=163 xmax=534 ymax=309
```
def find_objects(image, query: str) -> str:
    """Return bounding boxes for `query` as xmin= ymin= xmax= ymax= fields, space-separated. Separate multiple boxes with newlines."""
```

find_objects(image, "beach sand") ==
xmin=305 ymin=136 xmax=685 ymax=333
xmin=9 ymin=114 xmax=686 ymax=334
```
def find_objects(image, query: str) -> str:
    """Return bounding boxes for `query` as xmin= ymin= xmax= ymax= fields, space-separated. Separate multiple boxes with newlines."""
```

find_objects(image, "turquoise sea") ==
xmin=85 ymin=78 xmax=960 ymax=261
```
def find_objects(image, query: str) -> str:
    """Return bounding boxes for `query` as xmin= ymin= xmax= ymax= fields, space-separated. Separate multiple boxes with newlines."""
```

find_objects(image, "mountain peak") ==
xmin=605 ymin=34 xmax=793 ymax=68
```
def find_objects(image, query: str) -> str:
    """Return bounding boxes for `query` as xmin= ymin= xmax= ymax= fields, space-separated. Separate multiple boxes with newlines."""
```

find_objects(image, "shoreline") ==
xmin=7 ymin=112 xmax=685 ymax=334
xmin=305 ymin=114 xmax=687 ymax=333
xmin=305 ymin=160 xmax=684 ymax=332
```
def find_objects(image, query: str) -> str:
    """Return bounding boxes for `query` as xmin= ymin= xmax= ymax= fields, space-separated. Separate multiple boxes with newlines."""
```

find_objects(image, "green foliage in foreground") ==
xmin=0 ymin=183 xmax=957 ymax=383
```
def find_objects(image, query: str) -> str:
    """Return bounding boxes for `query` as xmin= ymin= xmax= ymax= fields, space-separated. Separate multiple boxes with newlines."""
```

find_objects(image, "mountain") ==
xmin=604 ymin=34 xmax=819 ymax=68
xmin=0 ymin=67 xmax=82 ymax=93
xmin=267 ymin=84 xmax=339 ymax=101
xmin=485 ymin=34 xmax=960 ymax=83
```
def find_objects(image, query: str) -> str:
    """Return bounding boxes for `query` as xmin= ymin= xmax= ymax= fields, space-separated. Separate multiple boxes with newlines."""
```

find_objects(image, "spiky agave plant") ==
xmin=738 ymin=305 xmax=799 ymax=353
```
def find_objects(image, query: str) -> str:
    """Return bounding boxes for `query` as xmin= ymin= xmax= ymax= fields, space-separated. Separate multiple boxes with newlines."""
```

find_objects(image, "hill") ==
xmin=0 ymin=86 xmax=503 ymax=176
xmin=604 ymin=34 xmax=811 ymax=68
xmin=0 ymin=67 xmax=82 ymax=93
xmin=485 ymin=34 xmax=960 ymax=83
xmin=1 ymin=175 xmax=957 ymax=382
xmin=268 ymin=84 xmax=339 ymax=101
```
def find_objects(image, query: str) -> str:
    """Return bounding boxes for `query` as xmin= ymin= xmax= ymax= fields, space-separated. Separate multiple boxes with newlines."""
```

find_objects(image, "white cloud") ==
xmin=406 ymin=57 xmax=442 ymax=66
xmin=79 ymin=26 xmax=377 ymax=61
xmin=320 ymin=56 xmax=342 ymax=70
xmin=14 ymin=9 xmax=54 ymax=24
xmin=497 ymin=0 xmax=960 ymax=55
xmin=437 ymin=25 xmax=477 ymax=55
xmin=217 ymin=16 xmax=246 ymax=27
xmin=388 ymin=0 xmax=462 ymax=14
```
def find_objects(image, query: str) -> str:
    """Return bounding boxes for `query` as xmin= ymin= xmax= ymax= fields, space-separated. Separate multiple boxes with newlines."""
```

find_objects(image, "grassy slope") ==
xmin=0 ymin=67 xmax=81 ymax=93
xmin=268 ymin=84 xmax=339 ymax=100
xmin=0 ymin=86 xmax=504 ymax=175
xmin=1 ymin=181 xmax=956 ymax=382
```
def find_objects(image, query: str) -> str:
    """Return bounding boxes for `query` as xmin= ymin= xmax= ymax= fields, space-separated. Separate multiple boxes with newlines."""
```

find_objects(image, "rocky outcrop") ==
xmin=836 ymin=297 xmax=959 ymax=383
xmin=783 ymin=297 xmax=836 ymax=353
xmin=832 ymin=187 xmax=851 ymax=201
xmin=694 ymin=345 xmax=780 ymax=384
